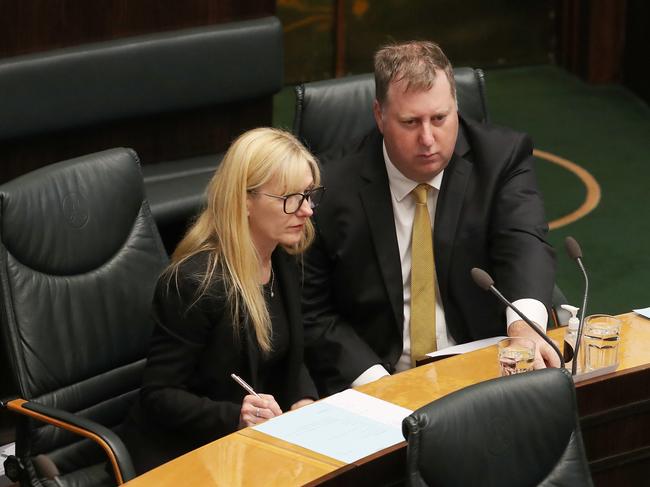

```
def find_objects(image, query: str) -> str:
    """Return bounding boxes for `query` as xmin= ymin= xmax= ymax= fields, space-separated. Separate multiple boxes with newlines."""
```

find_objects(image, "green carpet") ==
xmin=274 ymin=65 xmax=650 ymax=316
xmin=486 ymin=65 xmax=650 ymax=315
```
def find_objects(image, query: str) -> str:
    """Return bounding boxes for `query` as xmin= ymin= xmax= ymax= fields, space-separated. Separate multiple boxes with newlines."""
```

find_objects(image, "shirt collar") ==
xmin=382 ymin=140 xmax=444 ymax=202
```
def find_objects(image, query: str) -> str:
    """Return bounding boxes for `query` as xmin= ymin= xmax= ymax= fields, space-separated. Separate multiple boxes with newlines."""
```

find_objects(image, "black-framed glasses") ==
xmin=249 ymin=186 xmax=326 ymax=214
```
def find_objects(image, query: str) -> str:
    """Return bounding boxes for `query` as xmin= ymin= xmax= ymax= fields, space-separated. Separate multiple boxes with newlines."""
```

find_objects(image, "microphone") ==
xmin=471 ymin=267 xmax=565 ymax=368
xmin=565 ymin=236 xmax=589 ymax=375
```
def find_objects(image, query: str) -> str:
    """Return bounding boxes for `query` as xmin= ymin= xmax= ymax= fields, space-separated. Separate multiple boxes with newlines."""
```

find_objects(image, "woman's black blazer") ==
xmin=125 ymin=248 xmax=317 ymax=473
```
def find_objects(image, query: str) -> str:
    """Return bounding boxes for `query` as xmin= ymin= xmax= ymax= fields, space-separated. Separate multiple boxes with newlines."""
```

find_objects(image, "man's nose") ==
xmin=419 ymin=122 xmax=435 ymax=146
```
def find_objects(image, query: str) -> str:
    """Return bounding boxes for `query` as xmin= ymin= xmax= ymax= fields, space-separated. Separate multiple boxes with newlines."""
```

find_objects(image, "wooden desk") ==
xmin=123 ymin=430 xmax=343 ymax=486
xmin=124 ymin=312 xmax=650 ymax=486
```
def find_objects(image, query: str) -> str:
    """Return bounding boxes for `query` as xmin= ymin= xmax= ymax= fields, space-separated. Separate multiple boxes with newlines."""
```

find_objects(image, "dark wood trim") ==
xmin=556 ymin=0 xmax=627 ymax=83
xmin=312 ymin=442 xmax=407 ymax=487
xmin=589 ymin=445 xmax=650 ymax=473
xmin=334 ymin=0 xmax=346 ymax=77
xmin=303 ymin=463 xmax=358 ymax=487
xmin=622 ymin=0 xmax=650 ymax=103
xmin=580 ymin=398 xmax=650 ymax=428
xmin=586 ymin=0 xmax=627 ymax=83
xmin=0 ymin=0 xmax=275 ymax=59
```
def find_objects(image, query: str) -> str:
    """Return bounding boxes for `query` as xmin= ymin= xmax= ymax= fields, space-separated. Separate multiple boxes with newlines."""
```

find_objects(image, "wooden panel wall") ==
xmin=0 ymin=0 xmax=275 ymax=58
xmin=557 ymin=0 xmax=627 ymax=84
xmin=279 ymin=0 xmax=557 ymax=84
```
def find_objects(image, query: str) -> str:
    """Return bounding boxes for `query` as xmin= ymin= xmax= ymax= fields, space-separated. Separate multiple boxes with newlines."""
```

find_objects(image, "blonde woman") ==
xmin=125 ymin=128 xmax=324 ymax=473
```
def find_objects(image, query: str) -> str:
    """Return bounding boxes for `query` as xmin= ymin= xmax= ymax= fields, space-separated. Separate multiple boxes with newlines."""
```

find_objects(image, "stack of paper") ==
xmin=252 ymin=389 xmax=412 ymax=463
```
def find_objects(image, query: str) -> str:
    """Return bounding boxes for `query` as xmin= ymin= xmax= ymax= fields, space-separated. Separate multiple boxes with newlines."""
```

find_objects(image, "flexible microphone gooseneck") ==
xmin=565 ymin=236 xmax=589 ymax=376
xmin=471 ymin=267 xmax=565 ymax=368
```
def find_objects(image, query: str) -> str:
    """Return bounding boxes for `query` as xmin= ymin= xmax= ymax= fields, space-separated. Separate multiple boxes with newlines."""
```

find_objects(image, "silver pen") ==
xmin=230 ymin=373 xmax=261 ymax=398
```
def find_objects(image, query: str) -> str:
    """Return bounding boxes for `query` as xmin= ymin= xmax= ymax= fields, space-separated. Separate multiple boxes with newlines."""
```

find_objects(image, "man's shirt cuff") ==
xmin=351 ymin=364 xmax=391 ymax=387
xmin=506 ymin=298 xmax=548 ymax=332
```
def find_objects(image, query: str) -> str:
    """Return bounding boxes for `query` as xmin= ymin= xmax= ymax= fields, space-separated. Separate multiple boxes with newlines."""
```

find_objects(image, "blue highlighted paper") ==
xmin=253 ymin=400 xmax=407 ymax=463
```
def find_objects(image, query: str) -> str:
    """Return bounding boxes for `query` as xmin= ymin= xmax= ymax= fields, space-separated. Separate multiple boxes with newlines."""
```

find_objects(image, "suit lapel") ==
xmin=359 ymin=133 xmax=404 ymax=332
xmin=435 ymin=120 xmax=473 ymax=304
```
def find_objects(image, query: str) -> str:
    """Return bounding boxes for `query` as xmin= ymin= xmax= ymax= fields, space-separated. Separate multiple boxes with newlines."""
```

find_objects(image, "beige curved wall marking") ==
xmin=533 ymin=149 xmax=601 ymax=230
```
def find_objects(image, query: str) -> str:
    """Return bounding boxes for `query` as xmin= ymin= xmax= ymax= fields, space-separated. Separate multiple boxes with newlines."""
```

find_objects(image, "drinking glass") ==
xmin=497 ymin=337 xmax=535 ymax=376
xmin=584 ymin=314 xmax=621 ymax=372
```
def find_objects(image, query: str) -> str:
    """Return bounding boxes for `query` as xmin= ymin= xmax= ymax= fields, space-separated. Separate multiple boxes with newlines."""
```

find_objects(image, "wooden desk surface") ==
xmin=359 ymin=312 xmax=650 ymax=407
xmin=123 ymin=430 xmax=341 ymax=486
xmin=124 ymin=312 xmax=650 ymax=486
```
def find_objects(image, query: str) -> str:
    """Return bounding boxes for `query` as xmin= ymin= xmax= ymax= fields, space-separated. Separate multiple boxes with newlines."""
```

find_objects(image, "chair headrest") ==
xmin=294 ymin=67 xmax=488 ymax=159
xmin=0 ymin=148 xmax=145 ymax=275
xmin=403 ymin=368 xmax=581 ymax=486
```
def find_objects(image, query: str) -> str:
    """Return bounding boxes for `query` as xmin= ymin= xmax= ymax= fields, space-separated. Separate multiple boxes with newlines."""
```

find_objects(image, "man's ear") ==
xmin=373 ymin=99 xmax=384 ymax=134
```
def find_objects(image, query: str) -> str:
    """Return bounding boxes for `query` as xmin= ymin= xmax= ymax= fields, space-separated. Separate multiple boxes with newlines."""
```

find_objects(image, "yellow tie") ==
xmin=410 ymin=184 xmax=437 ymax=367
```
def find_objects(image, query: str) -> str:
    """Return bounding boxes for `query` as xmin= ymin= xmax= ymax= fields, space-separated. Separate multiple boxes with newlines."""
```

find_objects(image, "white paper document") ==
xmin=633 ymin=307 xmax=650 ymax=319
xmin=252 ymin=389 xmax=412 ymax=463
xmin=426 ymin=335 xmax=507 ymax=359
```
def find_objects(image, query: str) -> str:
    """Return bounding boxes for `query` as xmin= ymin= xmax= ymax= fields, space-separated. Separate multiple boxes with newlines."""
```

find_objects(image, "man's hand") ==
xmin=508 ymin=320 xmax=561 ymax=369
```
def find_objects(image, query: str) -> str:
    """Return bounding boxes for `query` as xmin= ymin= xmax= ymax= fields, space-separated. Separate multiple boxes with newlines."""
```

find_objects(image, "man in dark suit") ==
xmin=303 ymin=41 xmax=558 ymax=396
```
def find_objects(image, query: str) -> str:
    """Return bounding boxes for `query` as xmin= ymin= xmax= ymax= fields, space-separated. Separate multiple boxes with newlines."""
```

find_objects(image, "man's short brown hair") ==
xmin=374 ymin=41 xmax=455 ymax=106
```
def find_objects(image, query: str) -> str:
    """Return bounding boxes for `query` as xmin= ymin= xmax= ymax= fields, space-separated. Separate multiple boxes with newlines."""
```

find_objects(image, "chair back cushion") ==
xmin=0 ymin=17 xmax=282 ymax=142
xmin=0 ymin=148 xmax=168 ymax=477
xmin=402 ymin=368 xmax=593 ymax=487
xmin=293 ymin=67 xmax=488 ymax=159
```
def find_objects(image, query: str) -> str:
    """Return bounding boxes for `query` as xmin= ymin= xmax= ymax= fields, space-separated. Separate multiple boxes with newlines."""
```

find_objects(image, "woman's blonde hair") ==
xmin=168 ymin=127 xmax=320 ymax=352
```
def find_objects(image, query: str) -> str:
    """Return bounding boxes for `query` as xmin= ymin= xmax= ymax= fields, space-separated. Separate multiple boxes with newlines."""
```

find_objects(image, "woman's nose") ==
xmin=295 ymin=197 xmax=314 ymax=217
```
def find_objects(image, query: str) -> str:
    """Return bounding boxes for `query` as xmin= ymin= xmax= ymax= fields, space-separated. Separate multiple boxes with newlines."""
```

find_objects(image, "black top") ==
xmin=259 ymin=276 xmax=291 ymax=394
xmin=123 ymin=248 xmax=317 ymax=474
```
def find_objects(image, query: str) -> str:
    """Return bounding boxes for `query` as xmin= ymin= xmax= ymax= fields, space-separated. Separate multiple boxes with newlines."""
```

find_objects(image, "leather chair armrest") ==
xmin=1 ymin=398 xmax=135 ymax=484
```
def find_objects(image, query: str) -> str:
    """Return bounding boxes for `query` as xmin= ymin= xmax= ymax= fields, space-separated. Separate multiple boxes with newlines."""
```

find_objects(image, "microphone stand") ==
xmin=566 ymin=237 xmax=590 ymax=376
xmin=471 ymin=268 xmax=565 ymax=368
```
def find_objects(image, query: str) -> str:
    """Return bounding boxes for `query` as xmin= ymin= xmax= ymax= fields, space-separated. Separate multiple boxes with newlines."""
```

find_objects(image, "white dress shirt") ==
xmin=352 ymin=140 xmax=548 ymax=386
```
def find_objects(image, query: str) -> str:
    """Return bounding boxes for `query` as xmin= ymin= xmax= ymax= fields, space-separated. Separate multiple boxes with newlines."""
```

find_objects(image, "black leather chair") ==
xmin=0 ymin=148 xmax=168 ymax=486
xmin=293 ymin=70 xmax=569 ymax=327
xmin=402 ymin=368 xmax=593 ymax=487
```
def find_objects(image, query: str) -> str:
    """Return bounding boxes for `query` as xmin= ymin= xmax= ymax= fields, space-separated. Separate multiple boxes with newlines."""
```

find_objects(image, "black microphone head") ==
xmin=565 ymin=236 xmax=583 ymax=260
xmin=471 ymin=267 xmax=494 ymax=291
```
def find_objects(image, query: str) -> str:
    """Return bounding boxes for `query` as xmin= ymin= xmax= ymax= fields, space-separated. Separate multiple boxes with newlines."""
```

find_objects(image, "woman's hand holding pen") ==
xmin=231 ymin=373 xmax=282 ymax=428
xmin=239 ymin=394 xmax=282 ymax=428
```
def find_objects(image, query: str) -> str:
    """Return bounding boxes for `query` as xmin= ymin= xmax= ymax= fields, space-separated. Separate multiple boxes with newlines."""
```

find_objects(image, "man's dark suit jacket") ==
xmin=303 ymin=115 xmax=556 ymax=396
xmin=124 ymin=248 xmax=317 ymax=474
